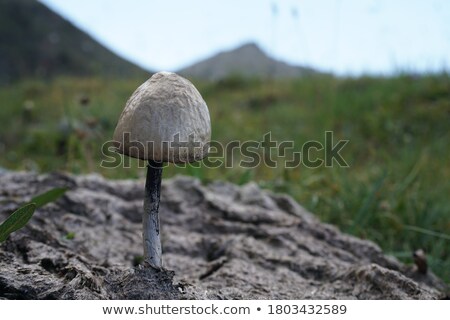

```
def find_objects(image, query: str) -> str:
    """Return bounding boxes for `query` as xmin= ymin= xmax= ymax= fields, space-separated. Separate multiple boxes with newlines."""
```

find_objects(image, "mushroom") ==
xmin=113 ymin=71 xmax=211 ymax=269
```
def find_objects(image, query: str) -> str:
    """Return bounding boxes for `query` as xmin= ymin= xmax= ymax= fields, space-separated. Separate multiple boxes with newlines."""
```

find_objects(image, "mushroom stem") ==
xmin=143 ymin=159 xmax=163 ymax=269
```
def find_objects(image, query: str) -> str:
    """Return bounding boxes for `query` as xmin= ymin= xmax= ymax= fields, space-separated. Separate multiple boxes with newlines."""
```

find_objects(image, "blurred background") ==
xmin=0 ymin=0 xmax=449 ymax=282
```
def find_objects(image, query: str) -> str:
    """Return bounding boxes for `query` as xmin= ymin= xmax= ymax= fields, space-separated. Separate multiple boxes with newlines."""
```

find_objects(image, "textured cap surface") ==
xmin=113 ymin=72 xmax=211 ymax=163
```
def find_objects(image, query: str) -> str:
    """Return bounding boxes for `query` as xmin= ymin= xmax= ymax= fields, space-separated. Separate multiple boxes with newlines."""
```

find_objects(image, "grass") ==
xmin=0 ymin=73 xmax=449 ymax=282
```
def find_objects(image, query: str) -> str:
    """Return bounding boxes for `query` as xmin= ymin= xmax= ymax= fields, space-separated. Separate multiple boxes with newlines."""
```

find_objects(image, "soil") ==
xmin=0 ymin=171 xmax=447 ymax=299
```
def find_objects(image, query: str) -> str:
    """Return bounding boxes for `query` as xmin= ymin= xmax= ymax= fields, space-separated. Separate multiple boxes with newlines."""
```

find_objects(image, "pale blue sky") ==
xmin=39 ymin=0 xmax=450 ymax=75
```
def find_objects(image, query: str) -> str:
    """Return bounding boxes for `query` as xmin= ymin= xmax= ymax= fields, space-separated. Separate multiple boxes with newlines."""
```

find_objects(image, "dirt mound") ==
xmin=0 ymin=172 xmax=446 ymax=299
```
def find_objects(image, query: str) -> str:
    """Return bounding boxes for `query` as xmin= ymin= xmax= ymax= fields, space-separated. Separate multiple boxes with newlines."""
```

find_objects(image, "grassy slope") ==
xmin=0 ymin=74 xmax=449 ymax=282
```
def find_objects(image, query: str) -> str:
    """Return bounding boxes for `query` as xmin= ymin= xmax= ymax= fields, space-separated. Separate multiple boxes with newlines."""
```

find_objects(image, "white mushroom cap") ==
xmin=113 ymin=72 xmax=211 ymax=163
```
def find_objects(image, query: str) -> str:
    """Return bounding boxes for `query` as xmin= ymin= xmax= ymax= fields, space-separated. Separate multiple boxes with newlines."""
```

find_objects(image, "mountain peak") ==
xmin=178 ymin=42 xmax=315 ymax=81
xmin=234 ymin=42 xmax=264 ymax=53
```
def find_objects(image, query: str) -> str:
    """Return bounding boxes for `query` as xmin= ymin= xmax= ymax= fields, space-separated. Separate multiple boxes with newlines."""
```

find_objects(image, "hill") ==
xmin=178 ymin=42 xmax=317 ymax=81
xmin=0 ymin=0 xmax=148 ymax=84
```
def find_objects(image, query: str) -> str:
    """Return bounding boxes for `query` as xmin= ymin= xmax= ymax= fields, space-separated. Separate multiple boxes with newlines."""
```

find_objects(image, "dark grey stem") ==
xmin=143 ymin=159 xmax=163 ymax=268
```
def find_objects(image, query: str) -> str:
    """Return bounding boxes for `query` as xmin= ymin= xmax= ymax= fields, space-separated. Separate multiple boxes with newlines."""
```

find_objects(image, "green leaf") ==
xmin=0 ymin=188 xmax=67 ymax=243
xmin=31 ymin=187 xmax=67 ymax=208
xmin=0 ymin=203 xmax=37 ymax=242
xmin=65 ymin=232 xmax=76 ymax=240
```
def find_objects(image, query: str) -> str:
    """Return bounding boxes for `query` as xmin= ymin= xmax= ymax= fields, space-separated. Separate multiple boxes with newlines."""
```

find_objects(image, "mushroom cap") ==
xmin=113 ymin=72 xmax=211 ymax=163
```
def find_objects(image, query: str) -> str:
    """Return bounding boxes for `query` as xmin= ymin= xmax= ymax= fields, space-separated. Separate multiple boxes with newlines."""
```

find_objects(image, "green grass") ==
xmin=0 ymin=74 xmax=449 ymax=282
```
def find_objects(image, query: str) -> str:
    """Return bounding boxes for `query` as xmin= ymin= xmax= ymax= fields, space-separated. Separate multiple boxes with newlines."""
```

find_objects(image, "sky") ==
xmin=39 ymin=0 xmax=450 ymax=76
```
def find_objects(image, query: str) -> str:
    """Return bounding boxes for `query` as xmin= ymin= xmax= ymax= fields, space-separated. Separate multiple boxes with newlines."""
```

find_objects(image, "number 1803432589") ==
xmin=268 ymin=304 xmax=347 ymax=315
